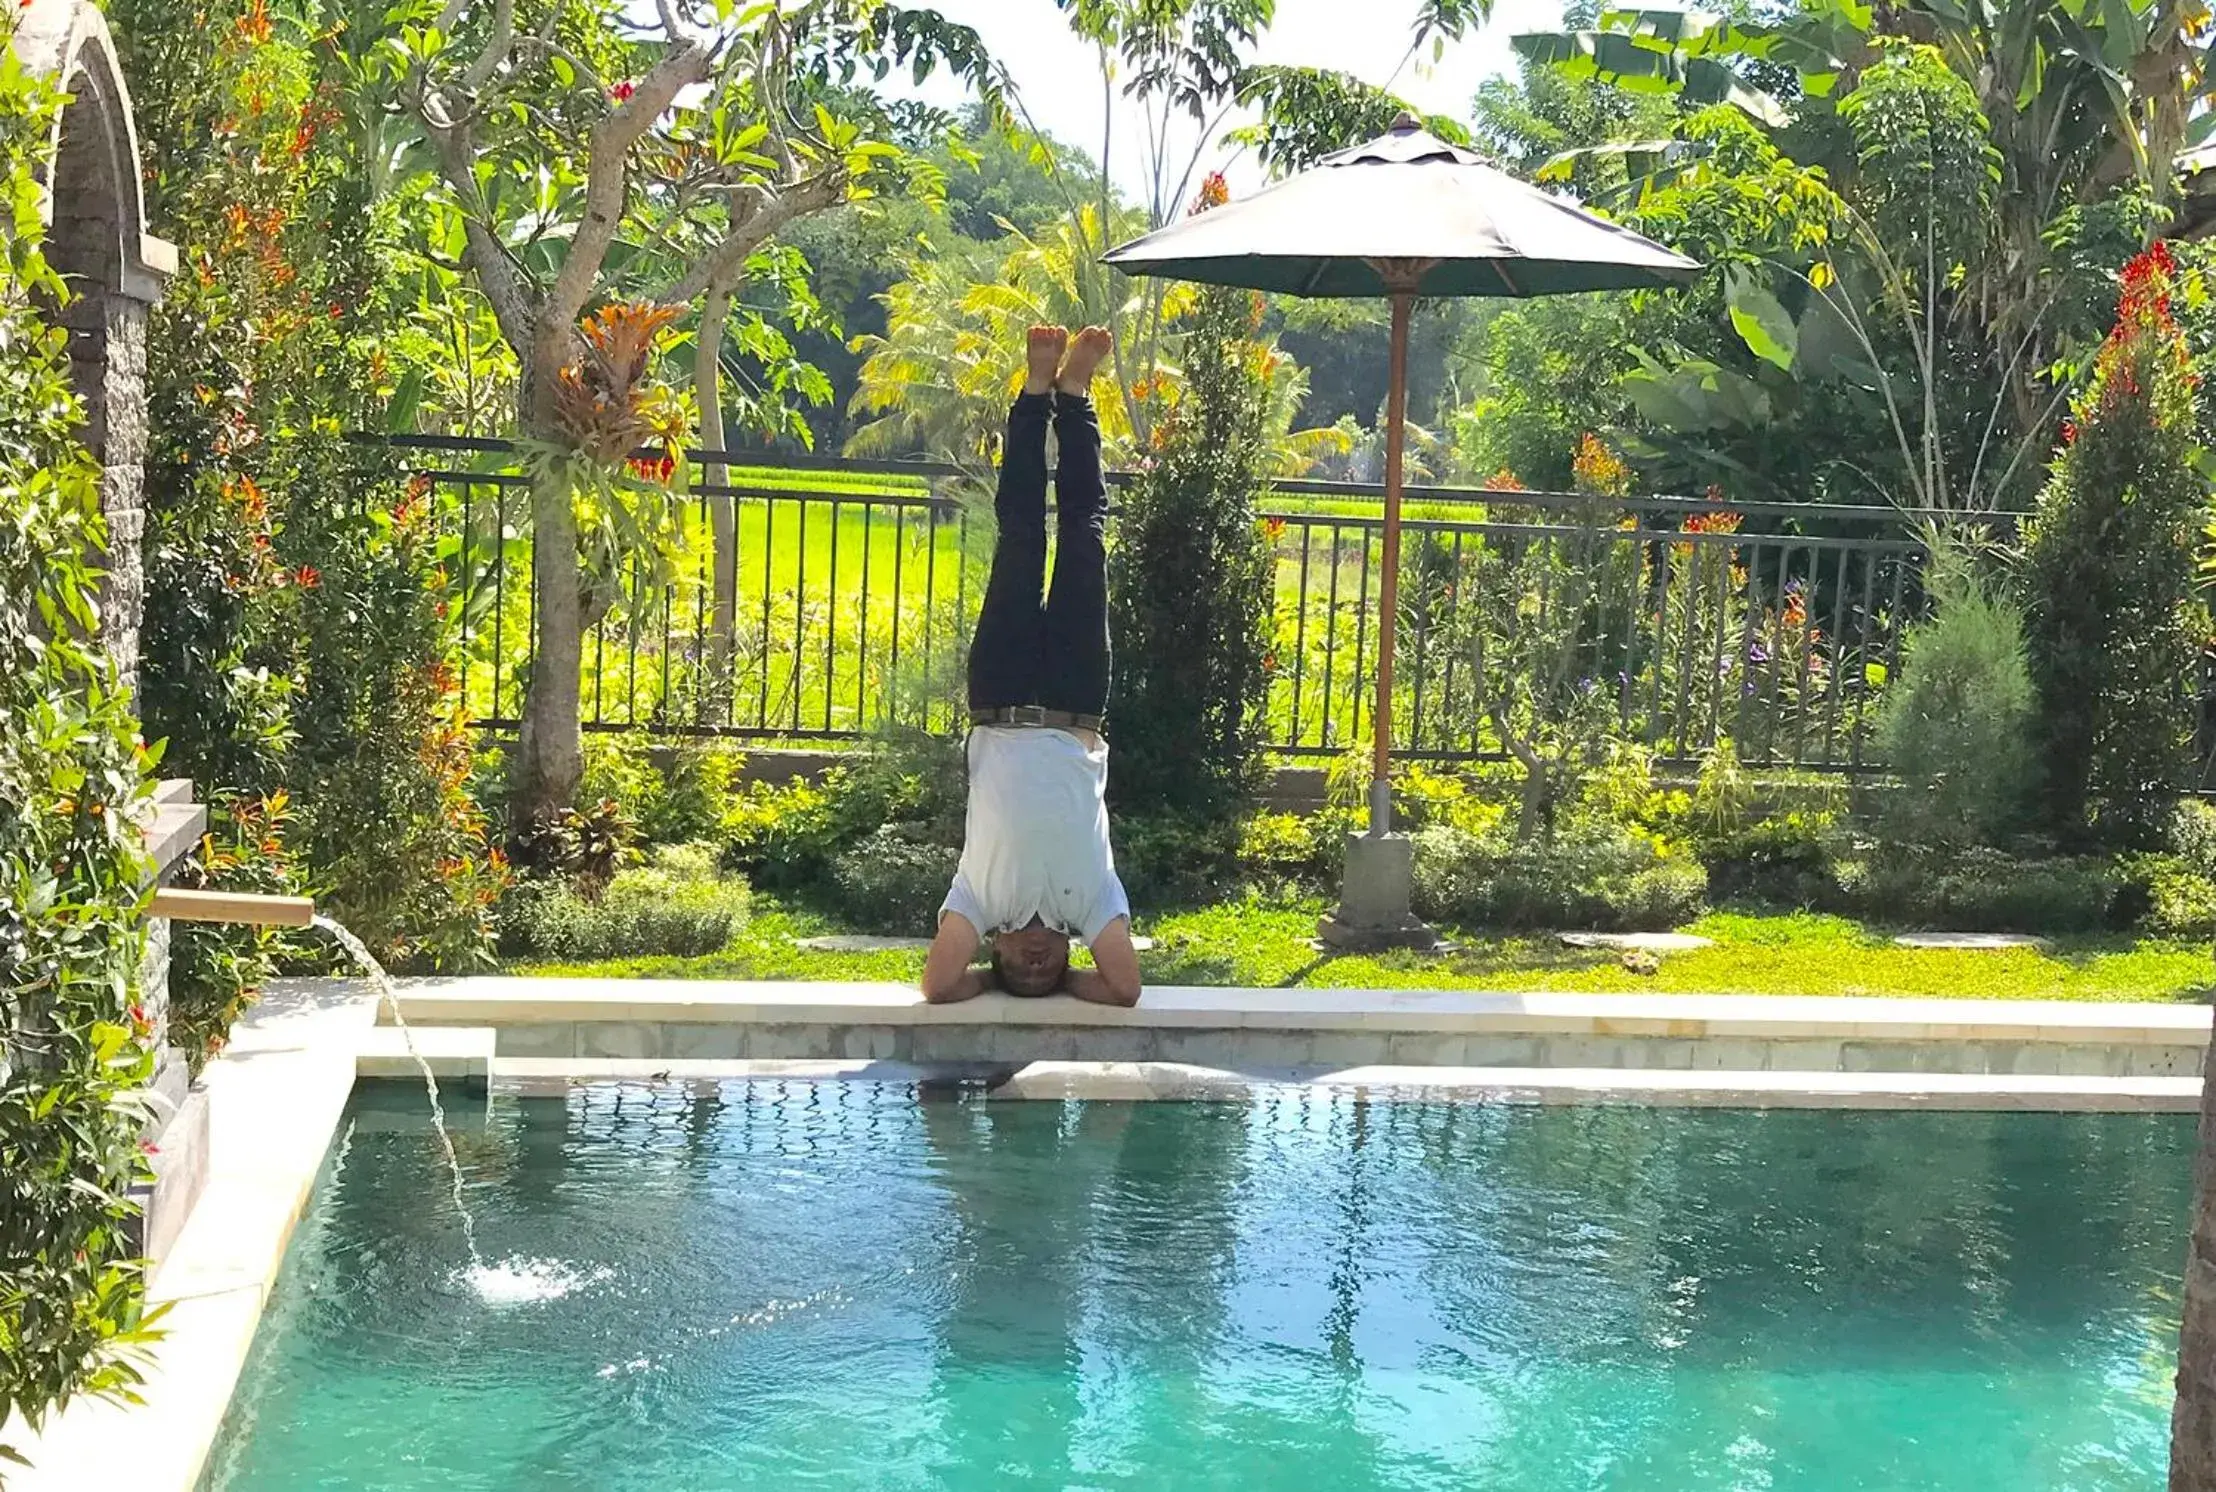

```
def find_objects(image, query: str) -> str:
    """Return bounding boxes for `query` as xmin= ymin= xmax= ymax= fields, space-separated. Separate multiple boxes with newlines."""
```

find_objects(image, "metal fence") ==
xmin=384 ymin=434 xmax=1954 ymax=772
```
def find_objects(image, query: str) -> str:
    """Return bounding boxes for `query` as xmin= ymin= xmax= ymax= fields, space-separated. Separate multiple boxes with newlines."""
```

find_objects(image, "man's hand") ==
xmin=1067 ymin=918 xmax=1142 ymax=1007
xmin=922 ymin=913 xmax=988 ymax=1003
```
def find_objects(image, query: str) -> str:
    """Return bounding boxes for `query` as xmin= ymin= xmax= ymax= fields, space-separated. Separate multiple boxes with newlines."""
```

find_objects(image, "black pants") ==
xmin=966 ymin=392 xmax=1111 ymax=717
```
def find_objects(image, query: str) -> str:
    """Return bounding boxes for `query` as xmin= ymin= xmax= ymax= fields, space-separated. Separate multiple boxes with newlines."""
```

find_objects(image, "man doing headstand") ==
xmin=920 ymin=325 xmax=1142 ymax=1008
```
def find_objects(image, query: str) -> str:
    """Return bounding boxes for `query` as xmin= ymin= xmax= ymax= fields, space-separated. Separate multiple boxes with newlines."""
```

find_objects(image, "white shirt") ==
xmin=940 ymin=726 xmax=1130 ymax=944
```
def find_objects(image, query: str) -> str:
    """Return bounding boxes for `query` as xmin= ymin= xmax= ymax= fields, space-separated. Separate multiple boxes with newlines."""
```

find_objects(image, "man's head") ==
xmin=992 ymin=921 xmax=1071 ymax=996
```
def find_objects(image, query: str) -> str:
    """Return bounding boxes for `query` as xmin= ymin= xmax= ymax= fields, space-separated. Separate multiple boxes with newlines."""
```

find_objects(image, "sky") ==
xmin=898 ymin=0 xmax=1566 ymax=213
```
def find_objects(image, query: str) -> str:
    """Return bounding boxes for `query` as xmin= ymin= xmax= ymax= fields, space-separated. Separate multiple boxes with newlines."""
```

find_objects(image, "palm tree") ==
xmin=846 ymin=206 xmax=1154 ymax=462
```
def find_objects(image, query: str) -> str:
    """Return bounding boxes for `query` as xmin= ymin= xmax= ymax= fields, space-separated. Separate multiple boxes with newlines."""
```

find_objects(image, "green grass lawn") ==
xmin=511 ymin=899 xmax=2215 ymax=1003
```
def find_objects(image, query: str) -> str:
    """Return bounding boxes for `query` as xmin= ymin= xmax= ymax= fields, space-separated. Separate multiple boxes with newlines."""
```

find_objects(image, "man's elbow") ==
xmin=1104 ymin=977 xmax=1143 ymax=1008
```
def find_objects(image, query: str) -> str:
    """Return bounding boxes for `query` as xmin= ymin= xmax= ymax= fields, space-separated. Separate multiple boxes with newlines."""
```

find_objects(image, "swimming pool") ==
xmin=204 ymin=1082 xmax=2191 ymax=1490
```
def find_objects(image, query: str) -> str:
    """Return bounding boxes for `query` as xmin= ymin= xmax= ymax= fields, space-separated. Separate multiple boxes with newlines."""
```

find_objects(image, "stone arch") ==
xmin=10 ymin=0 xmax=176 ymax=684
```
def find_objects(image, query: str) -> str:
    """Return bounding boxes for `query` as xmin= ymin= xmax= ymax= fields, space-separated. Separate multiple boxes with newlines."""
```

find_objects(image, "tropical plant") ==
xmin=352 ymin=0 xmax=1000 ymax=828
xmin=115 ymin=0 xmax=503 ymax=985
xmin=847 ymin=205 xmax=1152 ymax=460
xmin=1873 ymin=540 xmax=2034 ymax=849
xmin=0 ymin=23 xmax=161 ymax=1456
xmin=2021 ymin=240 xmax=2208 ymax=848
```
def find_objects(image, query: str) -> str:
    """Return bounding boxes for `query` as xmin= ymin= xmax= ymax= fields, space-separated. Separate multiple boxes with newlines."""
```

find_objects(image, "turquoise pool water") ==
xmin=205 ymin=1083 xmax=2192 ymax=1491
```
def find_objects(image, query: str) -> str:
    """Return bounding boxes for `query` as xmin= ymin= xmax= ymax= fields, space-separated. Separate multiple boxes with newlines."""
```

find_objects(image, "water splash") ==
xmin=312 ymin=914 xmax=485 ymax=1274
xmin=468 ymin=1257 xmax=613 ymax=1309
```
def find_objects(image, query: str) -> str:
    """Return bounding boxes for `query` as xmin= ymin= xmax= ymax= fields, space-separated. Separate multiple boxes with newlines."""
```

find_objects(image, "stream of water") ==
xmin=312 ymin=914 xmax=583 ymax=1304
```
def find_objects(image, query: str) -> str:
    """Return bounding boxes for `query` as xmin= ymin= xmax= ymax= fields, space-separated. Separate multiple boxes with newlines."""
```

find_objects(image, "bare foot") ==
xmin=1057 ymin=325 xmax=1114 ymax=398
xmin=1024 ymin=326 xmax=1069 ymax=396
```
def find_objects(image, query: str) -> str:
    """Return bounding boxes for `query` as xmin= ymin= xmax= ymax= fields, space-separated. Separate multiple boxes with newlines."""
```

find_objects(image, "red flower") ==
xmin=294 ymin=565 xmax=320 ymax=589
xmin=2060 ymin=418 xmax=2077 ymax=445
xmin=140 ymin=1139 xmax=160 ymax=1157
xmin=610 ymin=80 xmax=636 ymax=103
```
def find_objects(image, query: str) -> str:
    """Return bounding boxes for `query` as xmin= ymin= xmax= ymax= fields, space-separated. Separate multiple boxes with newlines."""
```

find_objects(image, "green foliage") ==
xmin=580 ymin=738 xmax=747 ymax=848
xmin=166 ymin=794 xmax=298 ymax=1076
xmin=1835 ymin=849 xmax=2127 ymax=934
xmin=1236 ymin=811 xmax=1345 ymax=889
xmin=718 ymin=734 xmax=965 ymax=917
xmin=2022 ymin=244 xmax=2208 ymax=847
xmin=0 ymin=31 xmax=160 ymax=1452
xmin=1874 ymin=549 xmax=2034 ymax=849
xmin=116 ymin=0 xmax=504 ymax=983
xmin=1412 ymin=821 xmax=1708 ymax=932
xmin=1108 ymin=284 xmax=1278 ymax=825
xmin=499 ymin=848 xmax=749 ymax=962
xmin=1114 ymin=813 xmax=1246 ymax=910
xmin=827 ymin=830 xmax=962 ymax=930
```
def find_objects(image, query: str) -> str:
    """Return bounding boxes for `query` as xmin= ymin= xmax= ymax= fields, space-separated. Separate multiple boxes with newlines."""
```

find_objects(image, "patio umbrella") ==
xmin=1104 ymin=115 xmax=1701 ymax=944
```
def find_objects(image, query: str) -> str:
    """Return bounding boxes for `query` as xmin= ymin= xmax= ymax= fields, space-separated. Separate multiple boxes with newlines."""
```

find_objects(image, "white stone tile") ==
xmin=494 ymin=1022 xmax=577 ymax=1059
xmin=660 ymin=1023 xmax=750 ymax=1060
xmin=1382 ymin=1033 xmax=1468 ymax=1066
xmin=575 ymin=1022 xmax=661 ymax=1060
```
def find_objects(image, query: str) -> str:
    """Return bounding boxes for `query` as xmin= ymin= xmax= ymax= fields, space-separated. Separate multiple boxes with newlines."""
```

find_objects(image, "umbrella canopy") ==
xmin=1102 ymin=114 xmax=1701 ymax=941
xmin=1103 ymin=119 xmax=1701 ymax=298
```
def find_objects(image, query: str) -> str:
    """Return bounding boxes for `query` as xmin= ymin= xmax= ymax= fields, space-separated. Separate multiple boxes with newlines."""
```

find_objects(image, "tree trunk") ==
xmin=2173 ymin=1037 xmax=2216 ymax=1487
xmin=697 ymin=284 xmax=737 ymax=718
xmin=510 ymin=347 xmax=586 ymax=829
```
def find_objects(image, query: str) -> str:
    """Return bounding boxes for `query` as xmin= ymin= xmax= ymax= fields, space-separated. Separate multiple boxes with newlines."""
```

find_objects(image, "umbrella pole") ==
xmin=1370 ymin=290 xmax=1413 ymax=839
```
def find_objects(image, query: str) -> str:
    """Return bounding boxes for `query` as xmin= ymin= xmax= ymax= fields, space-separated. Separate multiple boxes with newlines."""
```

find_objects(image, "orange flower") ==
xmin=293 ymin=565 xmax=320 ymax=589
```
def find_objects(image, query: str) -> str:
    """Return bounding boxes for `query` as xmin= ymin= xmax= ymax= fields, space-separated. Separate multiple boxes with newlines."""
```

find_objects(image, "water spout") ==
xmin=311 ymin=914 xmax=484 ymax=1273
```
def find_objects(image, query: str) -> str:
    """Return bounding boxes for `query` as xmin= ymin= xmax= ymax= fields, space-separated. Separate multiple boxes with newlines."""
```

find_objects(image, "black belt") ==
xmin=970 ymin=706 xmax=1104 ymax=732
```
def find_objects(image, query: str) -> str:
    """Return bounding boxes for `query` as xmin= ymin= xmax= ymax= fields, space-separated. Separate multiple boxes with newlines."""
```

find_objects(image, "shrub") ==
xmin=500 ymin=849 xmax=749 ymax=962
xmin=720 ymin=734 xmax=966 ymax=898
xmin=2169 ymin=799 xmax=2216 ymax=881
xmin=0 ymin=40 xmax=160 ymax=1450
xmin=1834 ymin=848 xmax=2126 ymax=933
xmin=1874 ymin=545 xmax=2034 ymax=848
xmin=1108 ymin=271 xmax=1275 ymax=826
xmin=826 ymin=830 xmax=962 ymax=930
xmin=1116 ymin=813 xmax=1245 ymax=910
xmin=721 ymin=775 xmax=846 ymax=890
xmin=2022 ymin=242 xmax=2208 ymax=846
xmin=2127 ymin=853 xmax=2216 ymax=937
xmin=1237 ymin=811 xmax=1346 ymax=889
xmin=1412 ymin=822 xmax=1707 ymax=932
xmin=119 ymin=2 xmax=502 ymax=977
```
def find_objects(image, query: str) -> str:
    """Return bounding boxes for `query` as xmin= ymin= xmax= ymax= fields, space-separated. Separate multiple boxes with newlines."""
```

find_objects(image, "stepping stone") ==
xmin=1558 ymin=932 xmax=1714 ymax=953
xmin=1891 ymin=932 xmax=2049 ymax=951
xmin=797 ymin=935 xmax=932 ymax=953
xmin=796 ymin=933 xmax=1155 ymax=953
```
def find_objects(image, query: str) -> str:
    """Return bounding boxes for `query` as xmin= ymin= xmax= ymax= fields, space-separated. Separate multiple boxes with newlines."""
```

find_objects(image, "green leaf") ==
xmin=1726 ymin=268 xmax=1799 ymax=370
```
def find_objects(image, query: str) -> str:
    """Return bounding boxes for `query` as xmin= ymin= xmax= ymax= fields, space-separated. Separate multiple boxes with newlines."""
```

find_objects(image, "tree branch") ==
xmin=461 ymin=0 xmax=518 ymax=92
xmin=652 ymin=171 xmax=846 ymax=307
xmin=542 ymin=40 xmax=714 ymax=339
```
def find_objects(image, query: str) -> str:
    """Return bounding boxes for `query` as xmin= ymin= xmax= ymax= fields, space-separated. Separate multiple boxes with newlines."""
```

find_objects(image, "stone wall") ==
xmin=10 ymin=0 xmax=175 ymax=691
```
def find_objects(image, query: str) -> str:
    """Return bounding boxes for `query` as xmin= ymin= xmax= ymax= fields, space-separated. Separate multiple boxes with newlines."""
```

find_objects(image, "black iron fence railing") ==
xmin=371 ymin=434 xmax=1999 ymax=773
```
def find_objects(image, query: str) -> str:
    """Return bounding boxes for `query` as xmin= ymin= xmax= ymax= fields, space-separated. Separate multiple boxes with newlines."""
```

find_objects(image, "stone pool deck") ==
xmin=9 ymin=977 xmax=2212 ymax=1492
xmin=391 ymin=976 xmax=2216 ymax=1084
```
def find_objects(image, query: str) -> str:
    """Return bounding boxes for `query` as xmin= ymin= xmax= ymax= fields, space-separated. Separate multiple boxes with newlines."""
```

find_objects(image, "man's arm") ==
xmin=1066 ymin=916 xmax=1142 ymax=1007
xmin=921 ymin=913 xmax=991 ymax=1003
